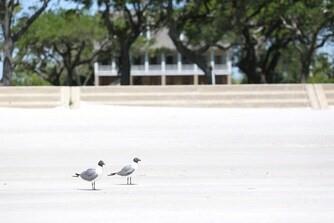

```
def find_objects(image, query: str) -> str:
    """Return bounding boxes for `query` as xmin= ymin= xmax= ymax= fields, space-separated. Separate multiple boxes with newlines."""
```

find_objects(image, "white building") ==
xmin=94 ymin=29 xmax=232 ymax=85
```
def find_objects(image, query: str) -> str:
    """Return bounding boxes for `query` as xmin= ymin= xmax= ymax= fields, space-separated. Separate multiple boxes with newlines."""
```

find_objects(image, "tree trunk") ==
xmin=66 ymin=65 xmax=74 ymax=86
xmin=262 ymin=51 xmax=282 ymax=83
xmin=1 ymin=4 xmax=14 ymax=86
xmin=206 ymin=66 xmax=213 ymax=85
xmin=238 ymin=58 xmax=262 ymax=83
xmin=196 ymin=61 xmax=212 ymax=84
xmin=1 ymin=0 xmax=49 ymax=85
xmin=1 ymin=0 xmax=50 ymax=85
xmin=300 ymin=62 xmax=309 ymax=83
xmin=2 ymin=43 xmax=14 ymax=86
xmin=118 ymin=44 xmax=131 ymax=85
xmin=74 ymin=68 xmax=81 ymax=86
xmin=300 ymin=54 xmax=312 ymax=83
xmin=260 ymin=72 xmax=267 ymax=84
xmin=237 ymin=42 xmax=263 ymax=84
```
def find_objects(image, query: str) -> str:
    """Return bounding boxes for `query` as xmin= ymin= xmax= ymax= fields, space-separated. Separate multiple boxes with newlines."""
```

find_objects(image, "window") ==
xmin=132 ymin=56 xmax=142 ymax=65
xmin=149 ymin=56 xmax=159 ymax=65
xmin=182 ymin=56 xmax=192 ymax=64
xmin=166 ymin=55 xmax=175 ymax=64
xmin=215 ymin=55 xmax=222 ymax=64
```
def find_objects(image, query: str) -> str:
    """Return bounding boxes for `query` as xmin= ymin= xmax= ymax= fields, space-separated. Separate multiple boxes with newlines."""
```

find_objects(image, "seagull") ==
xmin=108 ymin=157 xmax=141 ymax=185
xmin=73 ymin=160 xmax=105 ymax=190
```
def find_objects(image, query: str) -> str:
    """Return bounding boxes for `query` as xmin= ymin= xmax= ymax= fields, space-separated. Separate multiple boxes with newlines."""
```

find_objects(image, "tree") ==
xmin=73 ymin=0 xmax=163 ymax=85
xmin=308 ymin=53 xmax=334 ymax=83
xmin=164 ymin=0 xmax=229 ymax=84
xmin=281 ymin=1 xmax=334 ymax=82
xmin=101 ymin=0 xmax=164 ymax=85
xmin=275 ymin=45 xmax=301 ymax=83
xmin=17 ymin=10 xmax=108 ymax=86
xmin=229 ymin=1 xmax=297 ymax=83
xmin=0 ymin=0 xmax=50 ymax=85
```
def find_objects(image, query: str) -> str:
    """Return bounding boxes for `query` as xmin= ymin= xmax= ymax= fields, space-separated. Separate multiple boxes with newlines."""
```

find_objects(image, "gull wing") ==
xmin=80 ymin=168 xmax=98 ymax=181
xmin=117 ymin=165 xmax=135 ymax=176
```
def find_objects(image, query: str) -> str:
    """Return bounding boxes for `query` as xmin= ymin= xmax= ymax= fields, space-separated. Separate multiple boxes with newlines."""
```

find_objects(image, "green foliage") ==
xmin=8 ymin=0 xmax=334 ymax=85
xmin=281 ymin=0 xmax=334 ymax=81
xmin=312 ymin=54 xmax=334 ymax=78
xmin=1 ymin=0 xmax=50 ymax=85
xmin=307 ymin=54 xmax=334 ymax=83
xmin=307 ymin=74 xmax=334 ymax=83
xmin=17 ymin=10 xmax=107 ymax=85
xmin=11 ymin=71 xmax=51 ymax=86
xmin=19 ymin=10 xmax=105 ymax=49
xmin=276 ymin=46 xmax=301 ymax=83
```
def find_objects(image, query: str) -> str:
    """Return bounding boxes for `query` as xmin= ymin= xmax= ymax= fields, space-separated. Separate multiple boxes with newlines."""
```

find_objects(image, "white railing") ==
xmin=149 ymin=65 xmax=162 ymax=71
xmin=132 ymin=65 xmax=145 ymax=71
xmin=99 ymin=65 xmax=113 ymax=71
xmin=95 ymin=63 xmax=230 ymax=76
xmin=182 ymin=64 xmax=195 ymax=71
xmin=214 ymin=64 xmax=227 ymax=70
xmin=165 ymin=64 xmax=178 ymax=70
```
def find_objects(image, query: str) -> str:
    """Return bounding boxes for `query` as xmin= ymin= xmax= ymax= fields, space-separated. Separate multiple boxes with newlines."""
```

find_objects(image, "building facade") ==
xmin=94 ymin=29 xmax=232 ymax=86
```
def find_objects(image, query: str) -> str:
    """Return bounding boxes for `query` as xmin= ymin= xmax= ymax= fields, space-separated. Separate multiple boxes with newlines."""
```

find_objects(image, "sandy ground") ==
xmin=0 ymin=104 xmax=334 ymax=223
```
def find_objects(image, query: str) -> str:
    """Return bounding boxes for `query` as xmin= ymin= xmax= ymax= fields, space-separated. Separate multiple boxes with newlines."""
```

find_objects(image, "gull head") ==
xmin=98 ymin=160 xmax=105 ymax=167
xmin=133 ymin=157 xmax=141 ymax=163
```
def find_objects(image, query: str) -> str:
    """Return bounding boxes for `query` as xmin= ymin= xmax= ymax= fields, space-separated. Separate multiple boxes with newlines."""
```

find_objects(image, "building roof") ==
xmin=149 ymin=29 xmax=176 ymax=50
xmin=148 ymin=28 xmax=227 ymax=53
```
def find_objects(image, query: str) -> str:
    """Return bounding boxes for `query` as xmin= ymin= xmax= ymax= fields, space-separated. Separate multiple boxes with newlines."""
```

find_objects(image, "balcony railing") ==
xmin=95 ymin=63 xmax=230 ymax=76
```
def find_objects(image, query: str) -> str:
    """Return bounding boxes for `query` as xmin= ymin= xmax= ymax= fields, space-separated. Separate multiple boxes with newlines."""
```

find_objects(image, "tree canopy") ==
xmin=1 ymin=0 xmax=333 ymax=85
xmin=0 ymin=0 xmax=50 ymax=85
xmin=17 ymin=10 xmax=107 ymax=85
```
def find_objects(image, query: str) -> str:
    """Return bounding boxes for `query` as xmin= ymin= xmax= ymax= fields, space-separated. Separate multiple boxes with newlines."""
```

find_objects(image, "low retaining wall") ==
xmin=0 ymin=86 xmax=69 ymax=108
xmin=0 ymin=84 xmax=333 ymax=109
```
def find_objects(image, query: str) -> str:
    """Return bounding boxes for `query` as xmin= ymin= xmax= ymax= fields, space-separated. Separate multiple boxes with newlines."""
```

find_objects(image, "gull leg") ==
xmin=130 ymin=177 xmax=132 ymax=185
xmin=91 ymin=182 xmax=94 ymax=190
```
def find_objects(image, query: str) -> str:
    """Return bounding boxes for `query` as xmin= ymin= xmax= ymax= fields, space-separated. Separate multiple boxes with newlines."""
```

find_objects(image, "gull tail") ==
xmin=108 ymin=172 xmax=117 ymax=176
xmin=72 ymin=173 xmax=80 ymax=177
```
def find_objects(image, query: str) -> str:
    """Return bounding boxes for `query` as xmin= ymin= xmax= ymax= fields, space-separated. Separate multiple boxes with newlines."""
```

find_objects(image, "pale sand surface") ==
xmin=0 ymin=104 xmax=334 ymax=222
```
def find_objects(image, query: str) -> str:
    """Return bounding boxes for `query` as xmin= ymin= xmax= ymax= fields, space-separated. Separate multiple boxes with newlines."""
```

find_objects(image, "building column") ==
xmin=161 ymin=52 xmax=166 ymax=72
xmin=145 ymin=51 xmax=149 ymax=73
xmin=194 ymin=64 xmax=199 ymax=85
xmin=130 ymin=76 xmax=134 ymax=85
xmin=226 ymin=50 xmax=232 ymax=85
xmin=210 ymin=49 xmax=215 ymax=68
xmin=94 ymin=62 xmax=99 ymax=86
xmin=177 ymin=53 xmax=182 ymax=73
xmin=111 ymin=56 xmax=116 ymax=74
xmin=194 ymin=75 xmax=199 ymax=85
xmin=161 ymin=52 xmax=166 ymax=85
xmin=210 ymin=49 xmax=216 ymax=85
xmin=225 ymin=75 xmax=230 ymax=84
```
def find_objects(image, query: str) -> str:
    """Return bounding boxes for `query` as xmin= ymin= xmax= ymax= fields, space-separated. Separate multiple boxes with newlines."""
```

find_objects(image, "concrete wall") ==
xmin=0 ymin=86 xmax=69 ymax=108
xmin=0 ymin=84 xmax=333 ymax=109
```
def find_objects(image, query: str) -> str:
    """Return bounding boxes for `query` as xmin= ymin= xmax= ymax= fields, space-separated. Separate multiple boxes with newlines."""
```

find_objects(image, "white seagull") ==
xmin=73 ymin=160 xmax=105 ymax=190
xmin=108 ymin=157 xmax=141 ymax=185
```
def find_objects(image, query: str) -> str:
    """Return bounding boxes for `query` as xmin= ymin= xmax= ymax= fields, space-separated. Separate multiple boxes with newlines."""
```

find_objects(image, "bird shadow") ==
xmin=115 ymin=184 xmax=138 ymax=186
xmin=76 ymin=188 xmax=102 ymax=191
